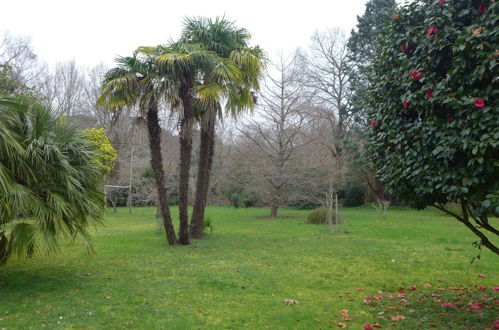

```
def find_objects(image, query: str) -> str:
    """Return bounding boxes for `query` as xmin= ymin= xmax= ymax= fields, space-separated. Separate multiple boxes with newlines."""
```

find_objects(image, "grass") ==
xmin=0 ymin=206 xmax=497 ymax=329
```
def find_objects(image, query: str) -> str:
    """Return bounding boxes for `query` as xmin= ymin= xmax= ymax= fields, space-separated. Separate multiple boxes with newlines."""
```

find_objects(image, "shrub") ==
xmin=343 ymin=182 xmax=366 ymax=207
xmin=204 ymin=216 xmax=214 ymax=233
xmin=366 ymin=0 xmax=499 ymax=254
xmin=230 ymin=193 xmax=240 ymax=208
xmin=306 ymin=208 xmax=336 ymax=225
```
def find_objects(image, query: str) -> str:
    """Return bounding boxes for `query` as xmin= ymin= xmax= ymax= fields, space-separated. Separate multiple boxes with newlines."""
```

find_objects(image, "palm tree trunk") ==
xmin=178 ymin=82 xmax=193 ymax=245
xmin=190 ymin=111 xmax=216 ymax=238
xmin=0 ymin=231 xmax=9 ymax=265
xmin=146 ymin=106 xmax=177 ymax=245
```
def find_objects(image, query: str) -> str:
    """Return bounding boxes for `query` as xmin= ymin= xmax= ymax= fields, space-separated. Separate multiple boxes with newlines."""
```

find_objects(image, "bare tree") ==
xmin=298 ymin=28 xmax=354 ymax=194
xmin=0 ymin=32 xmax=43 ymax=94
xmin=238 ymin=55 xmax=314 ymax=216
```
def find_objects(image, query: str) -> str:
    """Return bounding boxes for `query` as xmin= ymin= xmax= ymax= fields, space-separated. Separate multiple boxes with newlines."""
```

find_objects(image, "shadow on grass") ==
xmin=0 ymin=267 xmax=82 ymax=298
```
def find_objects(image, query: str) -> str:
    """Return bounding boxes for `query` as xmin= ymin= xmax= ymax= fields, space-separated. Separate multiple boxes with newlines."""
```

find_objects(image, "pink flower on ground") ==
xmin=431 ymin=293 xmax=441 ymax=297
xmin=493 ymin=287 xmax=499 ymax=291
xmin=364 ymin=324 xmax=373 ymax=330
xmin=438 ymin=0 xmax=445 ymax=5
xmin=387 ymin=295 xmax=394 ymax=300
xmin=425 ymin=89 xmax=433 ymax=98
xmin=408 ymin=285 xmax=417 ymax=290
xmin=471 ymin=302 xmax=483 ymax=308
xmin=402 ymin=100 xmax=409 ymax=109
xmin=478 ymin=3 xmax=487 ymax=13
xmin=427 ymin=26 xmax=438 ymax=35
xmin=375 ymin=295 xmax=383 ymax=300
xmin=493 ymin=319 xmax=499 ymax=329
xmin=474 ymin=98 xmax=485 ymax=108
xmin=372 ymin=323 xmax=382 ymax=328
xmin=371 ymin=121 xmax=378 ymax=128
xmin=410 ymin=69 xmax=423 ymax=81
xmin=400 ymin=298 xmax=409 ymax=304
xmin=476 ymin=285 xmax=486 ymax=290
xmin=441 ymin=302 xmax=456 ymax=307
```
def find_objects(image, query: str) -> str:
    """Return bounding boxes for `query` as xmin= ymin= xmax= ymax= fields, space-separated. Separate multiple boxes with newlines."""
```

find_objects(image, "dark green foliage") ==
xmin=289 ymin=200 xmax=321 ymax=210
xmin=230 ymin=192 xmax=240 ymax=208
xmin=306 ymin=208 xmax=335 ymax=225
xmin=366 ymin=0 xmax=498 ymax=253
xmin=343 ymin=182 xmax=366 ymax=207
xmin=348 ymin=0 xmax=398 ymax=124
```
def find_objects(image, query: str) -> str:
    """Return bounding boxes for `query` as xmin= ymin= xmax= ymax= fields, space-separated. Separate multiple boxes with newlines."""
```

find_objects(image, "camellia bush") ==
xmin=366 ymin=0 xmax=498 ymax=254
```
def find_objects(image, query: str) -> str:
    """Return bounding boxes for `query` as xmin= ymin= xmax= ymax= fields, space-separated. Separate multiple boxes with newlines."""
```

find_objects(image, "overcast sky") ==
xmin=1 ymin=0 xmax=368 ymax=68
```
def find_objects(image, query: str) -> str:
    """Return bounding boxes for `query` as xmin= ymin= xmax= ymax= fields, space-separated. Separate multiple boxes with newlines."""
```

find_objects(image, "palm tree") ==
xmin=180 ymin=17 xmax=266 ymax=238
xmin=146 ymin=40 xmax=239 ymax=244
xmin=0 ymin=97 xmax=104 ymax=264
xmin=98 ymin=55 xmax=178 ymax=245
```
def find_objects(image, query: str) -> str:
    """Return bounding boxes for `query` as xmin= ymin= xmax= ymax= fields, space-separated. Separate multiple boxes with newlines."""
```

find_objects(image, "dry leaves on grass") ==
xmin=283 ymin=299 xmax=299 ymax=305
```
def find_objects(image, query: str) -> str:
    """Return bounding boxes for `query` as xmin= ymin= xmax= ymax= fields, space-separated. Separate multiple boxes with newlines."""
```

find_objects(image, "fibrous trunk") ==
xmin=190 ymin=111 xmax=216 ymax=238
xmin=0 ymin=231 xmax=8 ymax=265
xmin=178 ymin=82 xmax=193 ymax=245
xmin=146 ymin=106 xmax=177 ymax=245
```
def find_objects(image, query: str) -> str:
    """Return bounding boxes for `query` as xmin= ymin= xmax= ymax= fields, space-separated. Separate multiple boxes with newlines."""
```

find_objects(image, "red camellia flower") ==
xmin=425 ymin=89 xmax=433 ymax=98
xmin=370 ymin=121 xmax=378 ymax=128
xmin=391 ymin=14 xmax=400 ymax=23
xmin=478 ymin=3 xmax=487 ymax=13
xmin=410 ymin=69 xmax=423 ymax=81
xmin=494 ymin=319 xmax=499 ymax=329
xmin=402 ymin=100 xmax=409 ymax=109
xmin=474 ymin=97 xmax=485 ymax=108
xmin=447 ymin=116 xmax=454 ymax=122
xmin=364 ymin=324 xmax=373 ymax=330
xmin=427 ymin=26 xmax=438 ymax=35
xmin=494 ymin=287 xmax=499 ymax=291
xmin=438 ymin=0 xmax=445 ymax=4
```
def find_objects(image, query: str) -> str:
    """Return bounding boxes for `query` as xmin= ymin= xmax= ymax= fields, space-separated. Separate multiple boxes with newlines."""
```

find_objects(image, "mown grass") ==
xmin=0 ymin=206 xmax=497 ymax=329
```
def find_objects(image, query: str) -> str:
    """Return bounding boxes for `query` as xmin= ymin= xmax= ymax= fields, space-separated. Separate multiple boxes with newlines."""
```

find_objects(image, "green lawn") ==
xmin=0 ymin=206 xmax=497 ymax=329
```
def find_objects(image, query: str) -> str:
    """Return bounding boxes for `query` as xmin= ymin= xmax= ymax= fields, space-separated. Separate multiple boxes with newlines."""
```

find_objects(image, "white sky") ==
xmin=1 ymin=0 xmax=368 ymax=68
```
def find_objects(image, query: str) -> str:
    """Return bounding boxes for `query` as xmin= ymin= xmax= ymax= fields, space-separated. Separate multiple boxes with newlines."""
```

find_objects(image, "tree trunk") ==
xmin=270 ymin=205 xmax=278 ymax=217
xmin=178 ymin=82 xmax=193 ymax=245
xmin=0 ymin=231 xmax=8 ymax=265
xmin=146 ymin=106 xmax=177 ymax=245
xmin=190 ymin=111 xmax=216 ymax=238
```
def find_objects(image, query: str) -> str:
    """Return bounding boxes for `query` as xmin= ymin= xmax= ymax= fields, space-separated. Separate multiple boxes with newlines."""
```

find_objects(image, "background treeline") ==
xmin=0 ymin=0 xmax=399 ymax=216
